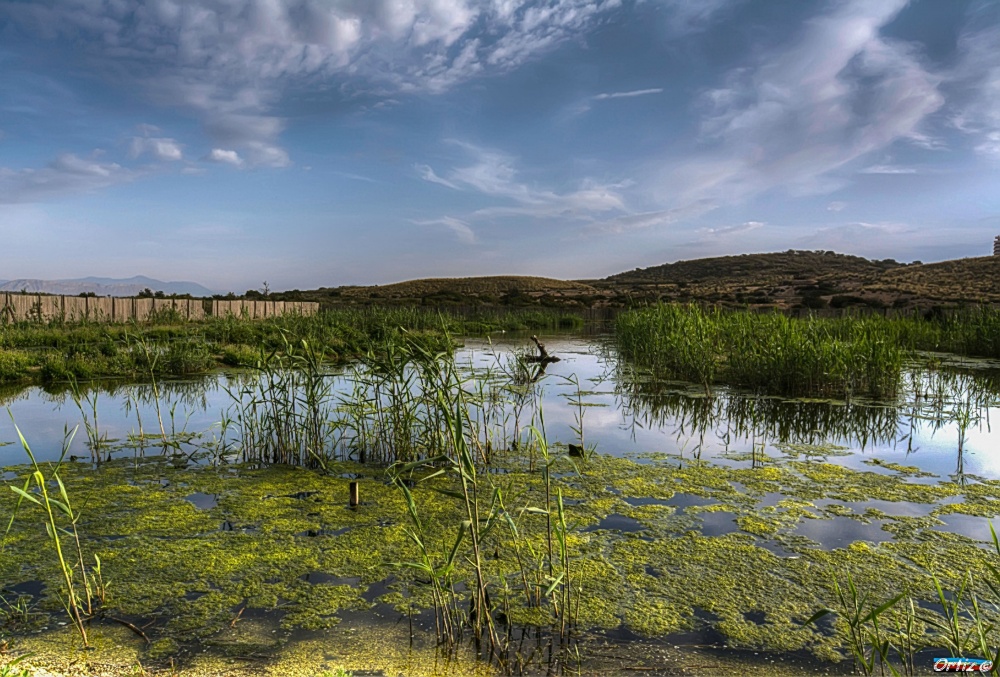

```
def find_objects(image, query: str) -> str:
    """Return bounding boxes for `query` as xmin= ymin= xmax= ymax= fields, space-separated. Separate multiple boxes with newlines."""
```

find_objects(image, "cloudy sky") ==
xmin=1 ymin=0 xmax=999 ymax=292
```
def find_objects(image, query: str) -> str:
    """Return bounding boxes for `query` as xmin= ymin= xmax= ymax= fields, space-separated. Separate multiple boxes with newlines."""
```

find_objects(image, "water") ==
xmin=3 ymin=334 xmax=999 ymax=546
xmin=4 ymin=333 xmax=1000 ymax=674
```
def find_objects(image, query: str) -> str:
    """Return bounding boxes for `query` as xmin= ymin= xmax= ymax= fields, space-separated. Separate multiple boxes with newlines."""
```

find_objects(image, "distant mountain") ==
xmin=0 ymin=276 xmax=215 ymax=297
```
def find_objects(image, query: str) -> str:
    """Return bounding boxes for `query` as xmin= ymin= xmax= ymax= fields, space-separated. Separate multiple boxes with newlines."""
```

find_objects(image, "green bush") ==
xmin=0 ymin=350 xmax=32 ymax=382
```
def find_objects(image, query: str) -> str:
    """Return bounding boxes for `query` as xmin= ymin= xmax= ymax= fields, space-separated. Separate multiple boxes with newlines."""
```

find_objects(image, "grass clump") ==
xmin=615 ymin=305 xmax=904 ymax=398
xmin=0 ymin=305 xmax=589 ymax=386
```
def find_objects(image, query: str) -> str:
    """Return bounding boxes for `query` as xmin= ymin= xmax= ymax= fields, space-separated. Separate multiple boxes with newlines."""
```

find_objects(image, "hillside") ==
xmin=871 ymin=256 xmax=1000 ymax=304
xmin=309 ymin=276 xmax=604 ymax=307
xmin=278 ymin=251 xmax=1000 ymax=311
xmin=0 ymin=276 xmax=215 ymax=297
xmin=593 ymin=250 xmax=911 ymax=310
xmin=603 ymin=251 xmax=900 ymax=286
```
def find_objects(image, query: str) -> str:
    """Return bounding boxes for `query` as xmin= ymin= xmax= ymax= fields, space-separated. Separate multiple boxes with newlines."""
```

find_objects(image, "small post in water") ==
xmin=349 ymin=481 xmax=359 ymax=508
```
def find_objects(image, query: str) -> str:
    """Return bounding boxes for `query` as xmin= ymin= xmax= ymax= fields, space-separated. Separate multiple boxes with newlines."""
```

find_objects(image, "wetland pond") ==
xmin=2 ymin=334 xmax=1000 ymax=676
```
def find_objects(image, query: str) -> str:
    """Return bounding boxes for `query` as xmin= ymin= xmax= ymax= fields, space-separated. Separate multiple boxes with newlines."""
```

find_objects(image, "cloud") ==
xmin=334 ymin=171 xmax=377 ymax=183
xmin=2 ymin=0 xmax=628 ymax=167
xmin=129 ymin=136 xmax=183 ymax=161
xmin=660 ymin=0 xmax=741 ymax=36
xmin=593 ymin=88 xmax=664 ymax=100
xmin=949 ymin=12 xmax=1000 ymax=158
xmin=668 ymin=0 xmax=943 ymax=204
xmin=416 ymin=163 xmax=459 ymax=189
xmin=203 ymin=149 xmax=244 ymax=168
xmin=202 ymin=114 xmax=289 ymax=168
xmin=572 ymin=87 xmax=664 ymax=114
xmin=0 ymin=153 xmax=138 ymax=204
xmin=412 ymin=216 xmax=476 ymax=244
xmin=700 ymin=220 xmax=764 ymax=236
xmin=797 ymin=221 xmax=913 ymax=250
xmin=977 ymin=132 xmax=1000 ymax=158
xmin=858 ymin=164 xmax=917 ymax=174
xmin=827 ymin=201 xmax=847 ymax=212
xmin=420 ymin=143 xmax=627 ymax=219
xmin=588 ymin=199 xmax=717 ymax=234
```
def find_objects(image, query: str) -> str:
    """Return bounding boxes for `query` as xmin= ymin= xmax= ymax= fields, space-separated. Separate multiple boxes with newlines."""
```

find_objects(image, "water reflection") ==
xmin=2 ymin=336 xmax=1000 ymax=485
xmin=612 ymin=353 xmax=1000 ymax=480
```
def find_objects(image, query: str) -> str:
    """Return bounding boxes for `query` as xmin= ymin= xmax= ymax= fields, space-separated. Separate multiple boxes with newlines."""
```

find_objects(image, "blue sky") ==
xmin=1 ymin=0 xmax=999 ymax=293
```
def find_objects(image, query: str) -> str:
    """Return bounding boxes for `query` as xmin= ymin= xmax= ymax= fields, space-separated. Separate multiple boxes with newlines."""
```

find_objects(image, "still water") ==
xmin=2 ymin=334 xmax=998 ymax=544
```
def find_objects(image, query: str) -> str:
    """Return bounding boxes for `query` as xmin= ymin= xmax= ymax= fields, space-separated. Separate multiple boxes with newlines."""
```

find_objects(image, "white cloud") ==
xmin=412 ymin=216 xmax=476 ymax=244
xmin=129 ymin=136 xmax=183 ymax=161
xmin=203 ymin=149 xmax=245 ymax=168
xmin=593 ymin=88 xmax=664 ymax=100
xmin=949 ymin=13 xmax=1000 ymax=158
xmin=977 ymin=131 xmax=1000 ymax=158
xmin=588 ymin=199 xmax=717 ymax=234
xmin=798 ymin=221 xmax=913 ymax=250
xmin=0 ymin=153 xmax=139 ymax=204
xmin=420 ymin=143 xmax=628 ymax=219
xmin=858 ymin=164 xmax=917 ymax=174
xmin=1 ymin=0 xmax=629 ymax=167
xmin=334 ymin=171 xmax=377 ymax=183
xmin=701 ymin=220 xmax=764 ymax=236
xmin=827 ymin=201 xmax=847 ymax=212
xmin=416 ymin=163 xmax=459 ymax=189
xmin=668 ymin=0 xmax=943 ymax=205
xmin=660 ymin=0 xmax=741 ymax=36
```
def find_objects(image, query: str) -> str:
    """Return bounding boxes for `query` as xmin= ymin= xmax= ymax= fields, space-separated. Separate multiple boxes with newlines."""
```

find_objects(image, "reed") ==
xmin=804 ymin=571 xmax=903 ymax=677
xmin=2 ymin=422 xmax=96 ymax=647
xmin=0 ymin=305 xmax=591 ymax=386
xmin=224 ymin=338 xmax=338 ymax=467
xmin=615 ymin=305 xmax=905 ymax=398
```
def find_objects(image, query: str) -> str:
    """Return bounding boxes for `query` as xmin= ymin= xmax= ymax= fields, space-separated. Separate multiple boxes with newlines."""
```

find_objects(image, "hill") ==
xmin=871 ymin=256 xmax=1000 ymax=304
xmin=0 ymin=276 xmax=215 ymax=297
xmin=603 ymin=251 xmax=900 ymax=286
xmin=309 ymin=276 xmax=603 ymax=307
xmin=593 ymin=250 xmax=910 ymax=310
xmin=282 ymin=251 xmax=1000 ymax=312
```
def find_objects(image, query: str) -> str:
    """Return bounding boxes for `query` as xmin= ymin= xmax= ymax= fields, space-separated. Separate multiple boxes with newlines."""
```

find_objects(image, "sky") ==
xmin=1 ymin=0 xmax=1000 ymax=293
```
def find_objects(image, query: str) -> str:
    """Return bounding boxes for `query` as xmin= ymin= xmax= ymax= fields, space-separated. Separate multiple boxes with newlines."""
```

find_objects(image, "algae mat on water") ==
xmin=1 ymin=450 xmax=998 ymax=675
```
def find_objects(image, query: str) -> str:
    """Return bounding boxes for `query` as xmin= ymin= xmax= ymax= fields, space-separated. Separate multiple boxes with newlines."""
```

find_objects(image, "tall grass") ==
xmin=2 ymin=423 xmax=99 ymax=648
xmin=616 ymin=305 xmax=905 ymax=398
xmin=0 ymin=306 xmax=585 ymax=386
xmin=219 ymin=330 xmax=584 ymax=669
xmin=806 ymin=524 xmax=1000 ymax=676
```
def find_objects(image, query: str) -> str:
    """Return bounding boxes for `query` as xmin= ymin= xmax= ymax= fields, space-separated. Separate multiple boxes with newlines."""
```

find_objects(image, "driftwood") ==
xmin=525 ymin=335 xmax=561 ymax=364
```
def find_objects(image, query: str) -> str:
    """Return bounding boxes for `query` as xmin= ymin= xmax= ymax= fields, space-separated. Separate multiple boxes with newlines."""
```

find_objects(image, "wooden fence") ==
xmin=0 ymin=294 xmax=317 ymax=323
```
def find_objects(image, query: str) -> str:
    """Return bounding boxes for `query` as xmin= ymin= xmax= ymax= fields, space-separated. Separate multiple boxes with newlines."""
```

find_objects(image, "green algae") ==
xmin=862 ymin=458 xmax=935 ymax=477
xmin=2 ymin=444 xmax=999 ymax=674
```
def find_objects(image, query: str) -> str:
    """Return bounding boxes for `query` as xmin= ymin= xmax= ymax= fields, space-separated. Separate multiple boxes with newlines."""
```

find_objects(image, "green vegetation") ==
xmin=5 ymin=314 xmax=1000 ymax=674
xmin=2 ymin=425 xmax=99 ymax=647
xmin=804 ymin=525 xmax=1000 ymax=676
xmin=0 ymin=306 xmax=584 ymax=386
xmin=615 ymin=304 xmax=905 ymax=397
xmin=615 ymin=304 xmax=1000 ymax=398
xmin=4 ymin=439 xmax=1000 ymax=673
xmin=599 ymin=251 xmax=1000 ymax=310
xmin=242 ymin=251 xmax=1000 ymax=311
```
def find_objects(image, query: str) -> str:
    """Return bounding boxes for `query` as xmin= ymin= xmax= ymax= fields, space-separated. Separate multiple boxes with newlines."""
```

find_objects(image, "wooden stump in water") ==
xmin=525 ymin=335 xmax=561 ymax=364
